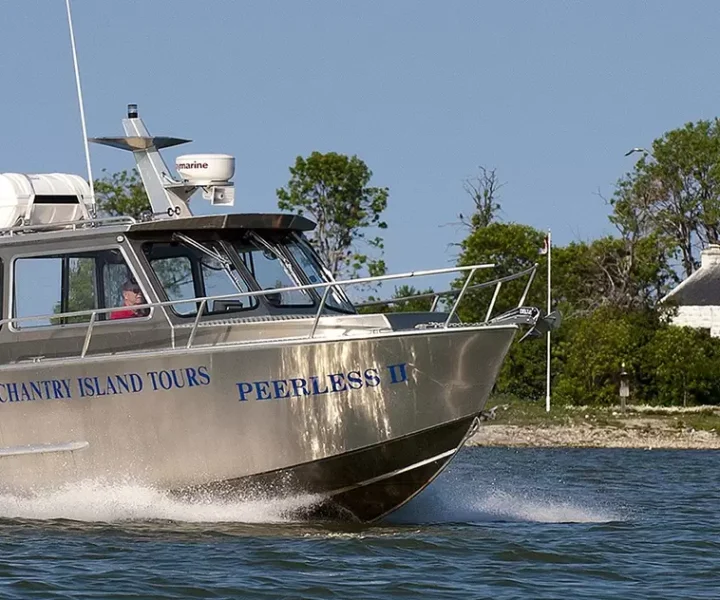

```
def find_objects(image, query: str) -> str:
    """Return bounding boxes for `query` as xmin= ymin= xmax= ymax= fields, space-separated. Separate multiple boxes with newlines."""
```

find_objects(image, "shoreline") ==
xmin=467 ymin=422 xmax=720 ymax=449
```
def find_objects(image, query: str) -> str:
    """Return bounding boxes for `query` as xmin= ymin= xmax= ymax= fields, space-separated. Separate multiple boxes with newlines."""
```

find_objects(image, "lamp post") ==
xmin=619 ymin=362 xmax=630 ymax=412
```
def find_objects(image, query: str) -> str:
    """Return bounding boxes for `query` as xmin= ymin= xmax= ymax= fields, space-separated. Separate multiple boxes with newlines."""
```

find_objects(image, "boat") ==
xmin=0 ymin=5 xmax=556 ymax=522
xmin=0 ymin=105 xmax=556 ymax=520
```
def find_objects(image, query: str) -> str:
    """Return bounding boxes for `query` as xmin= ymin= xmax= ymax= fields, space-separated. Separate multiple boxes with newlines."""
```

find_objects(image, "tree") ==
xmin=611 ymin=119 xmax=720 ymax=278
xmin=643 ymin=326 xmax=720 ymax=406
xmin=452 ymin=222 xmax=548 ymax=399
xmin=52 ymin=257 xmax=97 ymax=324
xmin=390 ymin=285 xmax=436 ymax=312
xmin=94 ymin=169 xmax=151 ymax=219
xmin=276 ymin=152 xmax=388 ymax=279
xmin=552 ymin=237 xmax=675 ymax=314
xmin=357 ymin=285 xmax=436 ymax=314
xmin=553 ymin=307 xmax=656 ymax=405
xmin=459 ymin=166 xmax=503 ymax=230
xmin=454 ymin=222 xmax=546 ymax=320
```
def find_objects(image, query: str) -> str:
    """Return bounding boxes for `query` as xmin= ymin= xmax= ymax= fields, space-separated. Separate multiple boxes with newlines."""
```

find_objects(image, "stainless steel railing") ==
xmin=354 ymin=264 xmax=538 ymax=317
xmin=0 ymin=261 xmax=539 ymax=359
xmin=0 ymin=216 xmax=137 ymax=237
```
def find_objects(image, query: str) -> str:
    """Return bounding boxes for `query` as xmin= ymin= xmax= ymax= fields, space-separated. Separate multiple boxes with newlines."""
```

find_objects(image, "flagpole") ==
xmin=546 ymin=229 xmax=552 ymax=413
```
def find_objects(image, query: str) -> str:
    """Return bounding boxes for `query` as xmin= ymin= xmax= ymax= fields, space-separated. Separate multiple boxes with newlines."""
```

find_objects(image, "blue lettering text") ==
xmin=387 ymin=363 xmax=408 ymax=384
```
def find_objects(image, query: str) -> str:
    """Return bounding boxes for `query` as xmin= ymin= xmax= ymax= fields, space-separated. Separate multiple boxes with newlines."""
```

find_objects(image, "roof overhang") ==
xmin=127 ymin=213 xmax=316 ymax=235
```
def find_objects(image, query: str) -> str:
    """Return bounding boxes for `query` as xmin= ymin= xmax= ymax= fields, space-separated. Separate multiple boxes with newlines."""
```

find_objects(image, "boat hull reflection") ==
xmin=0 ymin=325 xmax=515 ymax=521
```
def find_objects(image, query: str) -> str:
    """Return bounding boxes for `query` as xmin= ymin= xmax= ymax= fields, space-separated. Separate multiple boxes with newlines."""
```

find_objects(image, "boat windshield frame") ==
xmin=237 ymin=231 xmax=355 ymax=314
xmin=134 ymin=228 xmax=356 ymax=319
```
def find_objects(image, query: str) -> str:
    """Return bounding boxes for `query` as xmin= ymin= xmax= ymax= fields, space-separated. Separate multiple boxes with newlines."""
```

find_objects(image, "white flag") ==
xmin=539 ymin=234 xmax=549 ymax=255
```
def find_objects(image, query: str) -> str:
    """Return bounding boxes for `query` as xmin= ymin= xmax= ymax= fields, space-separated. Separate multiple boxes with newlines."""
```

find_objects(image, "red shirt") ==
xmin=110 ymin=308 xmax=138 ymax=320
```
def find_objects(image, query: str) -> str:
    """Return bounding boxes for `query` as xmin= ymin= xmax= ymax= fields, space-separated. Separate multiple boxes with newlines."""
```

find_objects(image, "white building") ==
xmin=663 ymin=244 xmax=720 ymax=337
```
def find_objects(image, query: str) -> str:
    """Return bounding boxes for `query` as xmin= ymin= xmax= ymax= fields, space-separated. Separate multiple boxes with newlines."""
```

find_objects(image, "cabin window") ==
xmin=144 ymin=242 xmax=257 ymax=317
xmin=12 ymin=249 xmax=146 ymax=328
xmin=149 ymin=256 xmax=196 ymax=316
xmin=234 ymin=240 xmax=313 ymax=307
xmin=285 ymin=239 xmax=354 ymax=312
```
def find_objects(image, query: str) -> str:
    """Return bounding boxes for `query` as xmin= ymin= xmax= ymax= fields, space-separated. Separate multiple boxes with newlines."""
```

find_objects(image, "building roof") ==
xmin=663 ymin=245 xmax=720 ymax=306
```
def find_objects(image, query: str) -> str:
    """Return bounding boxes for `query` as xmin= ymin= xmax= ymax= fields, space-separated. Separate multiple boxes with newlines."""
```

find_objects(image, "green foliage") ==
xmin=276 ymin=152 xmax=388 ymax=279
xmin=643 ymin=326 xmax=720 ymax=406
xmin=451 ymin=123 xmax=720 ymax=405
xmin=611 ymin=119 xmax=720 ymax=278
xmin=455 ymin=222 xmax=545 ymax=319
xmin=67 ymin=258 xmax=96 ymax=316
xmin=94 ymin=169 xmax=151 ymax=219
xmin=552 ymin=236 xmax=675 ymax=313
xmin=453 ymin=222 xmax=548 ymax=399
xmin=494 ymin=333 xmax=547 ymax=400
xmin=552 ymin=318 xmax=720 ymax=407
xmin=358 ymin=285 xmax=435 ymax=314
xmin=391 ymin=285 xmax=435 ymax=312
xmin=553 ymin=308 xmax=655 ymax=405
xmin=52 ymin=257 xmax=97 ymax=324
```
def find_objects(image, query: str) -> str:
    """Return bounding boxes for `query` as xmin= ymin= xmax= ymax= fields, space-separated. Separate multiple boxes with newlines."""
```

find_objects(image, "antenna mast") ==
xmin=64 ymin=0 xmax=96 ymax=213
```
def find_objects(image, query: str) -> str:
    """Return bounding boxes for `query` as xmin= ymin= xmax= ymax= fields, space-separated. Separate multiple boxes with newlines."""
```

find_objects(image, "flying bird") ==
xmin=625 ymin=147 xmax=648 ymax=157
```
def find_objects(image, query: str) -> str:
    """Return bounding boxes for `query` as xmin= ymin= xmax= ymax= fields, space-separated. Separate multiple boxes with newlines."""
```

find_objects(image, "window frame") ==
xmin=141 ymin=240 xmax=260 ymax=319
xmin=9 ymin=245 xmax=153 ymax=332
xmin=231 ymin=235 xmax=317 ymax=309
xmin=285 ymin=233 xmax=356 ymax=314
xmin=135 ymin=230 xmax=359 ymax=320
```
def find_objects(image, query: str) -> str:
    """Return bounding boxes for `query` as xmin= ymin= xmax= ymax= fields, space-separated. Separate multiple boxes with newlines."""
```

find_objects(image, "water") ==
xmin=0 ymin=448 xmax=718 ymax=599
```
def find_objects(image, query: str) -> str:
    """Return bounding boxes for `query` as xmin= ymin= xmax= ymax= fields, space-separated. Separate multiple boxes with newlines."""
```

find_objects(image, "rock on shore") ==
xmin=467 ymin=421 xmax=720 ymax=449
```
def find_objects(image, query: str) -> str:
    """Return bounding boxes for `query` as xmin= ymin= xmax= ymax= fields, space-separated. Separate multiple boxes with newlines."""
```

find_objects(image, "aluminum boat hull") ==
xmin=0 ymin=325 xmax=515 ymax=521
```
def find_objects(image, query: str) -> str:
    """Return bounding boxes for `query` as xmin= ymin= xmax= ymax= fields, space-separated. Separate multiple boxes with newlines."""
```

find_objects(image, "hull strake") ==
xmin=176 ymin=415 xmax=478 ymax=522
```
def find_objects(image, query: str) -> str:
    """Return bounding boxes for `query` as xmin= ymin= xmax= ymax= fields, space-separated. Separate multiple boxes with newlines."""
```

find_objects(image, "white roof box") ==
xmin=175 ymin=154 xmax=235 ymax=186
xmin=0 ymin=173 xmax=92 ymax=229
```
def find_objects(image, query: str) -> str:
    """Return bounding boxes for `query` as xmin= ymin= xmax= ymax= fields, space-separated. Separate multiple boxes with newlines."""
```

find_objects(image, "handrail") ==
xmin=0 ymin=216 xmax=136 ymax=236
xmin=310 ymin=286 xmax=333 ymax=339
xmin=353 ymin=264 xmax=538 ymax=309
xmin=0 ymin=262 xmax=497 ymax=329
xmin=80 ymin=311 xmax=97 ymax=358
xmin=1 ymin=260 xmax=540 ymax=358
xmin=517 ymin=262 xmax=538 ymax=307
xmin=445 ymin=267 xmax=479 ymax=327
xmin=486 ymin=282 xmax=502 ymax=323
xmin=186 ymin=298 xmax=208 ymax=349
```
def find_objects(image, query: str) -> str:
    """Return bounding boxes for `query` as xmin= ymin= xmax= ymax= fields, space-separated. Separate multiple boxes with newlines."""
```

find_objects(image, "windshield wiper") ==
xmin=247 ymin=232 xmax=307 ymax=287
xmin=172 ymin=232 xmax=249 ymax=294
xmin=172 ymin=232 xmax=231 ymax=267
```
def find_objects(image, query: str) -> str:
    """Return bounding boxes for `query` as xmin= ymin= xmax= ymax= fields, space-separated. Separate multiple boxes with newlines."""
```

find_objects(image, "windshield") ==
xmin=285 ymin=236 xmax=354 ymax=312
xmin=144 ymin=240 xmax=256 ymax=316
xmin=232 ymin=234 xmax=355 ymax=312
xmin=142 ymin=232 xmax=356 ymax=317
xmin=233 ymin=235 xmax=314 ymax=306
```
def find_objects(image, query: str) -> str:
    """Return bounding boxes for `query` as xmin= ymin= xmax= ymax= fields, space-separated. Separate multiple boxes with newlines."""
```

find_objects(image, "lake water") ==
xmin=0 ymin=447 xmax=718 ymax=599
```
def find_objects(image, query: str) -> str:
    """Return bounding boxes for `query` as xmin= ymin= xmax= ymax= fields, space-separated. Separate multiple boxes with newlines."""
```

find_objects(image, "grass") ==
xmin=485 ymin=395 xmax=720 ymax=433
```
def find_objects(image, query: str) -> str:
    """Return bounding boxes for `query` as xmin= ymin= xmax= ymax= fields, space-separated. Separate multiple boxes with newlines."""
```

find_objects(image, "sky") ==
xmin=2 ymin=0 xmax=720 ymax=294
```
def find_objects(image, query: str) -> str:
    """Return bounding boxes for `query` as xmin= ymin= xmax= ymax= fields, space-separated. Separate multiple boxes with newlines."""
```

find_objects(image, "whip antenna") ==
xmin=64 ymin=0 xmax=96 ymax=212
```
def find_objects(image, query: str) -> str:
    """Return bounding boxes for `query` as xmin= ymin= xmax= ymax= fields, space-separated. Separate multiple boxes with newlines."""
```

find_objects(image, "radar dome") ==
xmin=175 ymin=154 xmax=235 ymax=186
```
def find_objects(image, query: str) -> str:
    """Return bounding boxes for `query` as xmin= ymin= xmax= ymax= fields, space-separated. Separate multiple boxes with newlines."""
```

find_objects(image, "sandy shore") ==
xmin=467 ymin=420 xmax=720 ymax=449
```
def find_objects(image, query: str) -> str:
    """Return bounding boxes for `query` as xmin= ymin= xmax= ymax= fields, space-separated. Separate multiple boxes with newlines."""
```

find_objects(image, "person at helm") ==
xmin=110 ymin=280 xmax=149 ymax=319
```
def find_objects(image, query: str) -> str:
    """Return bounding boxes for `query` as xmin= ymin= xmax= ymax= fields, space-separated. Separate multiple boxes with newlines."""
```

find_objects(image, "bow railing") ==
xmin=0 ymin=261 xmax=540 ymax=359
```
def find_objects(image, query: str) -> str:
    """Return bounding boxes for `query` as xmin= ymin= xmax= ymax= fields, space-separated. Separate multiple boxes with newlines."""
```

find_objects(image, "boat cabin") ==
xmin=0 ymin=207 xmax=383 ymax=364
xmin=0 ymin=105 xmax=520 ymax=365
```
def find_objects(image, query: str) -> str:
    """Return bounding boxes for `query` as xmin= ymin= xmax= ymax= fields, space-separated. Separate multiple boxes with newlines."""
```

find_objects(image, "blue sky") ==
xmin=2 ymin=1 xmax=720 ymax=291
